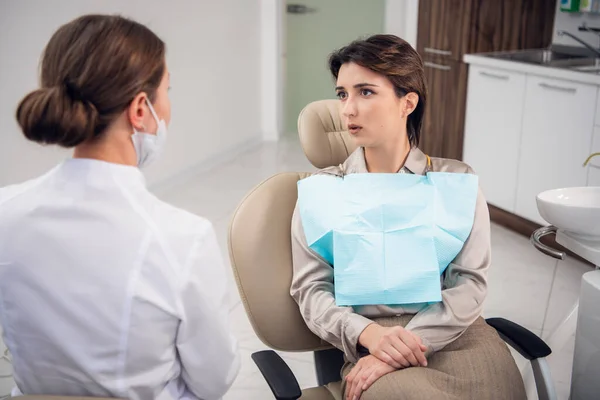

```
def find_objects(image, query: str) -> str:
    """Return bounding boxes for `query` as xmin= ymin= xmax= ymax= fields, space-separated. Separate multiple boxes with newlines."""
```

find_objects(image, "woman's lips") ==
xmin=348 ymin=124 xmax=362 ymax=135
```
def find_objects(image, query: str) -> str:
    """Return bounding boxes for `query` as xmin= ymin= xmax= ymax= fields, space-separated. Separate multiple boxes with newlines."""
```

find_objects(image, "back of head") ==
xmin=16 ymin=14 xmax=166 ymax=148
xmin=328 ymin=34 xmax=427 ymax=147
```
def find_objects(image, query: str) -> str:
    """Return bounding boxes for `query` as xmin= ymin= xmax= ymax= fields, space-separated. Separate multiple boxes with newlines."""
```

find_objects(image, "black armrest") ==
xmin=251 ymin=350 xmax=302 ymax=400
xmin=486 ymin=317 xmax=552 ymax=360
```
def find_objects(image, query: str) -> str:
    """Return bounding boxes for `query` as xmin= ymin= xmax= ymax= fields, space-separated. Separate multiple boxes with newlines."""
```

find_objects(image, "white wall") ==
xmin=260 ymin=0 xmax=283 ymax=141
xmin=552 ymin=1 xmax=600 ymax=47
xmin=385 ymin=0 xmax=419 ymax=48
xmin=0 ymin=0 xmax=262 ymax=188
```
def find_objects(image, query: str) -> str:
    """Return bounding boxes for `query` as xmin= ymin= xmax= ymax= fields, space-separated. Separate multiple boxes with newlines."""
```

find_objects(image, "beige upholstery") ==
xmin=297 ymin=99 xmax=356 ymax=169
xmin=228 ymin=100 xmax=350 ymax=399
xmin=300 ymin=382 xmax=342 ymax=400
xmin=228 ymin=172 xmax=330 ymax=351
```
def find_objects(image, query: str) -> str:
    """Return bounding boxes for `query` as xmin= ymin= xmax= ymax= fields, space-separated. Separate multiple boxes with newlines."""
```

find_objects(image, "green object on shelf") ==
xmin=561 ymin=0 xmax=581 ymax=12
xmin=581 ymin=0 xmax=591 ymax=12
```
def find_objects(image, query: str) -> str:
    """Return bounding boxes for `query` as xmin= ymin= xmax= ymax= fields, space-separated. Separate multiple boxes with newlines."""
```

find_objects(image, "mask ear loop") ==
xmin=145 ymin=97 xmax=161 ymax=129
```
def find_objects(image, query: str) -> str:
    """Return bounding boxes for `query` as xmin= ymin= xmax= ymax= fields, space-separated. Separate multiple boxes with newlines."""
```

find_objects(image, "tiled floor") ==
xmin=0 ymin=137 xmax=593 ymax=399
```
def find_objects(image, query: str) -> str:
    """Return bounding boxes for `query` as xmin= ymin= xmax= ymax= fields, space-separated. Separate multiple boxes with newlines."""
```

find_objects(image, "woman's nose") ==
xmin=342 ymin=98 xmax=358 ymax=118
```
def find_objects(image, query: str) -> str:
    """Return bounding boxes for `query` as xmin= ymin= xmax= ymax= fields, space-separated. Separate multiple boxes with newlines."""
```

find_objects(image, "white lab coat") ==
xmin=0 ymin=158 xmax=240 ymax=400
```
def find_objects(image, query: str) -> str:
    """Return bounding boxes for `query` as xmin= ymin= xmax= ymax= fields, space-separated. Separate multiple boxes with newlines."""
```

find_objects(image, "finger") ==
xmin=355 ymin=377 xmax=366 ymax=400
xmin=382 ymin=342 xmax=409 ymax=368
xmin=388 ymin=337 xmax=415 ymax=367
xmin=347 ymin=362 xmax=362 ymax=382
xmin=363 ymin=367 xmax=384 ymax=391
xmin=398 ymin=331 xmax=427 ymax=367
xmin=373 ymin=349 xmax=402 ymax=369
xmin=412 ymin=333 xmax=423 ymax=345
xmin=349 ymin=370 xmax=363 ymax=400
xmin=410 ymin=333 xmax=430 ymax=355
xmin=346 ymin=364 xmax=361 ymax=400
xmin=352 ymin=373 xmax=366 ymax=400
xmin=392 ymin=338 xmax=420 ymax=367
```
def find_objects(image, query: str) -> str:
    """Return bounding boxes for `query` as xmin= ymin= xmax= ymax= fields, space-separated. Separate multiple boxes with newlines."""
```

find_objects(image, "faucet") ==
xmin=557 ymin=30 xmax=600 ymax=57
xmin=584 ymin=152 xmax=600 ymax=166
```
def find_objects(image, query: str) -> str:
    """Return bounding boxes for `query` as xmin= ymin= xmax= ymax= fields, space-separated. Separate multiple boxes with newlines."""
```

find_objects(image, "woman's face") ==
xmin=335 ymin=62 xmax=416 ymax=149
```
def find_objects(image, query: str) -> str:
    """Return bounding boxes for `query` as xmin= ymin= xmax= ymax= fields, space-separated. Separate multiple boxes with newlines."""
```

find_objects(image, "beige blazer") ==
xmin=290 ymin=146 xmax=491 ymax=363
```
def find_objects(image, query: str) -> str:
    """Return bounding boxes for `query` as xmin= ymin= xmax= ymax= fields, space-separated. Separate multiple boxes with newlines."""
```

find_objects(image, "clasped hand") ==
xmin=346 ymin=324 xmax=428 ymax=400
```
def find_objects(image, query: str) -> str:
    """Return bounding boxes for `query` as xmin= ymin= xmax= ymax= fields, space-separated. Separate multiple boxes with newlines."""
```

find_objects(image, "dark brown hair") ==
xmin=328 ymin=34 xmax=427 ymax=147
xmin=16 ymin=14 xmax=166 ymax=148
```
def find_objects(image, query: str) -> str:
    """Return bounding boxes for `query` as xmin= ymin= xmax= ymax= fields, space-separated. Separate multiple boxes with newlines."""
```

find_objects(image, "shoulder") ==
xmin=140 ymin=194 xmax=217 ymax=270
xmin=0 ymin=170 xmax=56 ymax=207
xmin=430 ymin=156 xmax=486 ymax=203
xmin=430 ymin=156 xmax=476 ymax=175
xmin=148 ymin=196 xmax=214 ymax=240
xmin=312 ymin=165 xmax=344 ymax=178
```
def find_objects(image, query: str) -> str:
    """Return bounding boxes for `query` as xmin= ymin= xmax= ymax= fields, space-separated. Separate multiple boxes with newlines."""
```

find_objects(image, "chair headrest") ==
xmin=297 ymin=99 xmax=357 ymax=169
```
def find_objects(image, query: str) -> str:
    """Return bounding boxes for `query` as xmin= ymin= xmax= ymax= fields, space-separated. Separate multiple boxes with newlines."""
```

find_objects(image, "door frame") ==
xmin=260 ymin=0 xmax=419 ymax=141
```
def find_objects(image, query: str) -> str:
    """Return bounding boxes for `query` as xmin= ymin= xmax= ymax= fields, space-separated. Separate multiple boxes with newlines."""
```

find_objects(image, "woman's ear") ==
xmin=403 ymin=92 xmax=419 ymax=117
xmin=127 ymin=92 xmax=148 ymax=131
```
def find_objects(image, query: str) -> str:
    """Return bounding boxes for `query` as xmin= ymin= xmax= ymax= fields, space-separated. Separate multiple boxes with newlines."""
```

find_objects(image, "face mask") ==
xmin=131 ymin=98 xmax=167 ymax=169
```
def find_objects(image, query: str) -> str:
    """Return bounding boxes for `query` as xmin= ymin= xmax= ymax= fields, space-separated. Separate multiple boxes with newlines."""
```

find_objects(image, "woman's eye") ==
xmin=361 ymin=89 xmax=374 ymax=96
xmin=336 ymin=91 xmax=347 ymax=100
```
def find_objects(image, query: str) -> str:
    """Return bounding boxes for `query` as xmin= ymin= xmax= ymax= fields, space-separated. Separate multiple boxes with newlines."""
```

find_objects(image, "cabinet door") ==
xmin=516 ymin=76 xmax=598 ymax=225
xmin=467 ymin=0 xmax=556 ymax=54
xmin=419 ymin=58 xmax=467 ymax=160
xmin=417 ymin=0 xmax=473 ymax=61
xmin=462 ymin=66 xmax=526 ymax=212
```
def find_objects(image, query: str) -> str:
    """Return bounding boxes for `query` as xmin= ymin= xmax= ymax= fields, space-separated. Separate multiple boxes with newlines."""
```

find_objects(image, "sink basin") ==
xmin=491 ymin=48 xmax=589 ymax=65
xmin=569 ymin=58 xmax=600 ymax=73
xmin=537 ymin=187 xmax=600 ymax=240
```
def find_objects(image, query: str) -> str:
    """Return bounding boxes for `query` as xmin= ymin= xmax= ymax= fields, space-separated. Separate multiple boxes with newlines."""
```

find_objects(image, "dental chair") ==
xmin=228 ymin=99 xmax=557 ymax=400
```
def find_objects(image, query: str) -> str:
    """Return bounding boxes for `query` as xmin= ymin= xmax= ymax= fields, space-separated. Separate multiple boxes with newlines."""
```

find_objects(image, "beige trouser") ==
xmin=341 ymin=316 xmax=527 ymax=400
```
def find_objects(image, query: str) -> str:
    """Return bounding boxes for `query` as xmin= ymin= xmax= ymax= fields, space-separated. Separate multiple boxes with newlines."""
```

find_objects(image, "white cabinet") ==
xmin=515 ymin=75 xmax=597 ymax=225
xmin=463 ymin=66 xmax=526 ymax=212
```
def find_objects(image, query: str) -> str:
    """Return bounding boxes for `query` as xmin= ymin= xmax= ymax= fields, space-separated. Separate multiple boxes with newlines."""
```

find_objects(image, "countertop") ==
xmin=463 ymin=45 xmax=600 ymax=86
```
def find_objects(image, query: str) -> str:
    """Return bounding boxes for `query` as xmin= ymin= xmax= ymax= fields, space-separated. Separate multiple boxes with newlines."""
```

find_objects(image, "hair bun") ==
xmin=16 ymin=86 xmax=99 ymax=148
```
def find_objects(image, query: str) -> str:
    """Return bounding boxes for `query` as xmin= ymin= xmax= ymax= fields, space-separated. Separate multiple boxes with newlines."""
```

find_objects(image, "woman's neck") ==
xmin=73 ymin=129 xmax=138 ymax=167
xmin=364 ymin=136 xmax=411 ymax=173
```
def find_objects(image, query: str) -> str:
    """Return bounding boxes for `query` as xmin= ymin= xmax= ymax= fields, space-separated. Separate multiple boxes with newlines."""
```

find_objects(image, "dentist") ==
xmin=0 ymin=14 xmax=239 ymax=400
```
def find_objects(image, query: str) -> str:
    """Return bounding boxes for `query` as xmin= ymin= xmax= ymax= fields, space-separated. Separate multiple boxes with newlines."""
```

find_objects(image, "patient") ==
xmin=290 ymin=34 xmax=526 ymax=400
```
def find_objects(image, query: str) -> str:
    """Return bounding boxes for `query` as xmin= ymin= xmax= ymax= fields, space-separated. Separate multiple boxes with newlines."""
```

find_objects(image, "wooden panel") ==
xmin=467 ymin=0 xmax=556 ymax=54
xmin=419 ymin=57 xmax=468 ymax=161
xmin=416 ymin=0 xmax=474 ymax=62
xmin=442 ymin=60 xmax=469 ymax=161
xmin=418 ymin=0 xmax=557 ymax=59
xmin=419 ymin=56 xmax=449 ymax=158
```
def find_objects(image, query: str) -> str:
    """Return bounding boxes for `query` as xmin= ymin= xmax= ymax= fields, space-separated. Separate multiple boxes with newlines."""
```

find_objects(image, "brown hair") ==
xmin=16 ymin=14 xmax=166 ymax=148
xmin=328 ymin=34 xmax=427 ymax=147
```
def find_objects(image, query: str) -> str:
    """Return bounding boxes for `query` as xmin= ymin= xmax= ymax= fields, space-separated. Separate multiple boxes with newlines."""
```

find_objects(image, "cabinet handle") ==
xmin=539 ymin=82 xmax=577 ymax=94
xmin=479 ymin=71 xmax=509 ymax=80
xmin=424 ymin=47 xmax=452 ymax=56
xmin=424 ymin=61 xmax=451 ymax=71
